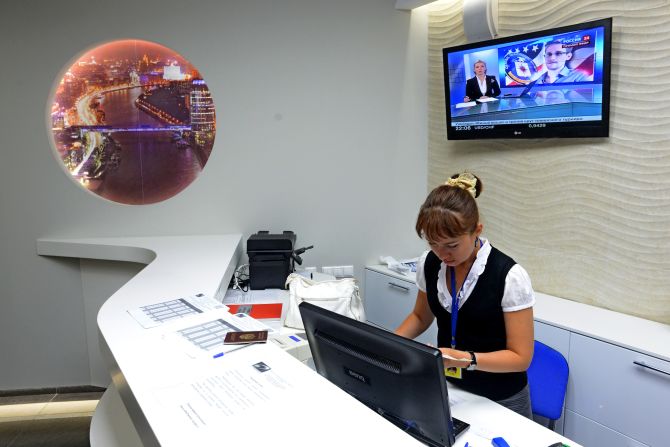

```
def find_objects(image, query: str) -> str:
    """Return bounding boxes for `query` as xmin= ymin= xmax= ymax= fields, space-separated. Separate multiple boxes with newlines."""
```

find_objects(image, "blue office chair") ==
xmin=527 ymin=340 xmax=569 ymax=431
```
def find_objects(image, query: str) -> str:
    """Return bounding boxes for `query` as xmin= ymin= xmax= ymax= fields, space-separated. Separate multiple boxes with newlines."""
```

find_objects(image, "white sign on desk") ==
xmin=127 ymin=293 xmax=228 ymax=329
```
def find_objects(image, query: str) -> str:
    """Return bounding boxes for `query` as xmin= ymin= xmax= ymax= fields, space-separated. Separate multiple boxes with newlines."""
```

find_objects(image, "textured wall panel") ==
xmin=427 ymin=0 xmax=670 ymax=324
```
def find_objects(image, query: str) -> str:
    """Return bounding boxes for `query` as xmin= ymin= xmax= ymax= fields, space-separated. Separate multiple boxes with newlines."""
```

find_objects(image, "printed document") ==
xmin=149 ymin=343 xmax=425 ymax=446
xmin=161 ymin=309 xmax=275 ymax=359
xmin=153 ymin=344 xmax=295 ymax=426
xmin=128 ymin=293 xmax=227 ymax=329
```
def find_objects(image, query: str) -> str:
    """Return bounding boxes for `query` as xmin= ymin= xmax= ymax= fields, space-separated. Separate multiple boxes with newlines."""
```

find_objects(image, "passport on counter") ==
xmin=223 ymin=330 xmax=269 ymax=345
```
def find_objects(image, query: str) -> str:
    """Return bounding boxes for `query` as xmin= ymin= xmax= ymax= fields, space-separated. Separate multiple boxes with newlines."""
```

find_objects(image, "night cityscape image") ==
xmin=50 ymin=40 xmax=216 ymax=205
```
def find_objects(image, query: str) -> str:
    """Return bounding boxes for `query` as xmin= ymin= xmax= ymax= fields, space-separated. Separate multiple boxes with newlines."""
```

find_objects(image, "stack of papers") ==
xmin=127 ymin=290 xmax=288 ymax=359
xmin=456 ymin=101 xmax=477 ymax=108
xmin=380 ymin=256 xmax=418 ymax=276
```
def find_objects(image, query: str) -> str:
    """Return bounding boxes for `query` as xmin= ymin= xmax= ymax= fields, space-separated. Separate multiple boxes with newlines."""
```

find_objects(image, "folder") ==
xmin=227 ymin=303 xmax=283 ymax=320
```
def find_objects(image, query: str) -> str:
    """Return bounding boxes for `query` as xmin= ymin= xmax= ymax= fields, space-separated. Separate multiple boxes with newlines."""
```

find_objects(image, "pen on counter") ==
xmin=212 ymin=342 xmax=257 ymax=359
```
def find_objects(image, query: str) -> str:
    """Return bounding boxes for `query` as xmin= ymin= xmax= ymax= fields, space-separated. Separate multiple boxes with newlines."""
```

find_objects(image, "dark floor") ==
xmin=0 ymin=390 xmax=104 ymax=447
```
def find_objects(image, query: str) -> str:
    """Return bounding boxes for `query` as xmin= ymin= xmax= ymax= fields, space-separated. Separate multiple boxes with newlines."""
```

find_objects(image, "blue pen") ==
xmin=212 ymin=341 xmax=257 ymax=359
xmin=464 ymin=442 xmax=469 ymax=447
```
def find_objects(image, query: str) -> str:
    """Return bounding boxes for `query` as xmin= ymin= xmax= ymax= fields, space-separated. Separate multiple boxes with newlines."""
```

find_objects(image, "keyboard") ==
xmin=369 ymin=403 xmax=469 ymax=447
xmin=453 ymin=417 xmax=470 ymax=437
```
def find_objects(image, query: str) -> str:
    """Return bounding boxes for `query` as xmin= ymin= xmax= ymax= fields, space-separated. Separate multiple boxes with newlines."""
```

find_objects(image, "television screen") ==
xmin=443 ymin=18 xmax=612 ymax=139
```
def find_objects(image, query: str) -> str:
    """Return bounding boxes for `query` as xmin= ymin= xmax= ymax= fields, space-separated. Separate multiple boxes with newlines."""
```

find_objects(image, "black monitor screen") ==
xmin=299 ymin=302 xmax=467 ymax=447
xmin=443 ymin=18 xmax=612 ymax=139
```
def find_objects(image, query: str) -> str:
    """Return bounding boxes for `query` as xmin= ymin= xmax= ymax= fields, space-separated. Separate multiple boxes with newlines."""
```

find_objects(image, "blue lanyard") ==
xmin=449 ymin=238 xmax=481 ymax=349
xmin=449 ymin=267 xmax=460 ymax=349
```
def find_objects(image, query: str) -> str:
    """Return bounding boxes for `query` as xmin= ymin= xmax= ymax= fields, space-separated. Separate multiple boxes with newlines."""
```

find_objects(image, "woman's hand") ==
xmin=438 ymin=308 xmax=534 ymax=373
xmin=463 ymin=96 xmax=470 ymax=102
xmin=438 ymin=347 xmax=471 ymax=369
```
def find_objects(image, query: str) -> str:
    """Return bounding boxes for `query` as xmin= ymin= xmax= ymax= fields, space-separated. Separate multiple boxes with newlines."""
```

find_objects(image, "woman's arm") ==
xmin=464 ymin=78 xmax=478 ymax=102
xmin=440 ymin=307 xmax=534 ymax=371
xmin=489 ymin=76 xmax=501 ymax=97
xmin=395 ymin=290 xmax=435 ymax=340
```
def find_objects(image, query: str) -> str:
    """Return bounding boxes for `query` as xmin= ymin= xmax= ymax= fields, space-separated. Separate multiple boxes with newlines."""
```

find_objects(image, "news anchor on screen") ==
xmin=463 ymin=60 xmax=501 ymax=102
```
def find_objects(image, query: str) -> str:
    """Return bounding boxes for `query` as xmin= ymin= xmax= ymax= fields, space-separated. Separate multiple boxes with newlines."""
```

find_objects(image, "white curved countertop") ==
xmin=37 ymin=235 xmax=243 ymax=445
xmin=36 ymin=235 xmax=429 ymax=447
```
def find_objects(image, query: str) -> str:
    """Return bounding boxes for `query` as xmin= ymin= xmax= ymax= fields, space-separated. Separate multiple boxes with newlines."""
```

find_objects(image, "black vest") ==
xmin=424 ymin=247 xmax=527 ymax=401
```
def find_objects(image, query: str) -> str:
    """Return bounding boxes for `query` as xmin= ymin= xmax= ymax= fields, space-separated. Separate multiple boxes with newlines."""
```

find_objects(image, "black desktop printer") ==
xmin=247 ymin=231 xmax=312 ymax=290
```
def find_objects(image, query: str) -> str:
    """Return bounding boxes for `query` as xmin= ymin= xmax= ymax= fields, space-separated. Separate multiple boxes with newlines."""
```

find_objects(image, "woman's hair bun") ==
xmin=446 ymin=172 xmax=483 ymax=198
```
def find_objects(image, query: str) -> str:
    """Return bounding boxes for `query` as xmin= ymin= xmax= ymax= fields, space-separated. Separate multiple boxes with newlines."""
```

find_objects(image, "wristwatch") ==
xmin=466 ymin=351 xmax=477 ymax=371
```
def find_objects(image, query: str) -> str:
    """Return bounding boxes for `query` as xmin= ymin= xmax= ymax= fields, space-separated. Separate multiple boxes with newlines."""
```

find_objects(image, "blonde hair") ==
xmin=474 ymin=60 xmax=487 ymax=70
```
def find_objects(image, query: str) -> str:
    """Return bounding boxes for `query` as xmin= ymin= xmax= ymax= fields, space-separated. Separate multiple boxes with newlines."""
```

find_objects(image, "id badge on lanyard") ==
xmin=445 ymin=264 xmax=463 ymax=379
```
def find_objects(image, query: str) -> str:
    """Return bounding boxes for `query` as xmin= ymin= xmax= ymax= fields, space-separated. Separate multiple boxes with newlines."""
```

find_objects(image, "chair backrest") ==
xmin=527 ymin=340 xmax=569 ymax=423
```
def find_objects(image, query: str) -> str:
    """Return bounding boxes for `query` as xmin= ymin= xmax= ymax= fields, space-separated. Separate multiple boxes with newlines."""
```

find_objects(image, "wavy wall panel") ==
xmin=427 ymin=0 xmax=670 ymax=324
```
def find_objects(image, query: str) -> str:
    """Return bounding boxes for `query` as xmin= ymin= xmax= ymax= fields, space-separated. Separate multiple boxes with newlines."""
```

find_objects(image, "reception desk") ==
xmin=37 ymin=235 xmax=580 ymax=447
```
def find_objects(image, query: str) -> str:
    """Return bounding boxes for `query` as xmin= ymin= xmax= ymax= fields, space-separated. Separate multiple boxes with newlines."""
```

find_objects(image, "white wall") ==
xmin=427 ymin=0 xmax=670 ymax=325
xmin=0 ymin=0 xmax=429 ymax=390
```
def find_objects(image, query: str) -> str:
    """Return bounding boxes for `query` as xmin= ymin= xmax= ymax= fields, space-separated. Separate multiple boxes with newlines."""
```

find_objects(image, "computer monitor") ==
xmin=299 ymin=302 xmax=468 ymax=447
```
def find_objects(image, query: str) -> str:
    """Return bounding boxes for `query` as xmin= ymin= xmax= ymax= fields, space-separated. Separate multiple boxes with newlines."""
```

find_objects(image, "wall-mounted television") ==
xmin=443 ymin=18 xmax=612 ymax=140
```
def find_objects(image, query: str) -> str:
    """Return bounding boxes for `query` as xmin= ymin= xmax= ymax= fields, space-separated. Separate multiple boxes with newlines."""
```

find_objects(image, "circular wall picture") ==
xmin=50 ymin=40 xmax=216 ymax=205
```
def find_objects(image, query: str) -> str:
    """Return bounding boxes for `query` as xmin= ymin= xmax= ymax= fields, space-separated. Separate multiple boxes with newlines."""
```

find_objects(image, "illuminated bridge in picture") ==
xmin=76 ymin=125 xmax=191 ymax=134
xmin=69 ymin=124 xmax=193 ymax=176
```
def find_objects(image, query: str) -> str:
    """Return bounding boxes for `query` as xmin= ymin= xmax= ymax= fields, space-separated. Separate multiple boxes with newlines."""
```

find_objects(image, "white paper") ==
xmin=162 ymin=309 xmax=275 ymax=359
xmin=150 ymin=343 xmax=425 ymax=446
xmin=442 ymin=353 xmax=471 ymax=362
xmin=476 ymin=97 xmax=498 ymax=103
xmin=456 ymin=101 xmax=477 ymax=108
xmin=127 ymin=294 xmax=228 ymax=329
xmin=449 ymin=393 xmax=467 ymax=407
xmin=445 ymin=382 xmax=471 ymax=408
xmin=153 ymin=344 xmax=296 ymax=429
xmin=399 ymin=257 xmax=418 ymax=273
xmin=380 ymin=255 xmax=415 ymax=276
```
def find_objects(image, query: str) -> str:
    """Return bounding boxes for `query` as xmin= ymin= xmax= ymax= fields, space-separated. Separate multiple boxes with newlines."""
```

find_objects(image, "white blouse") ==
xmin=477 ymin=77 xmax=487 ymax=95
xmin=415 ymin=238 xmax=535 ymax=313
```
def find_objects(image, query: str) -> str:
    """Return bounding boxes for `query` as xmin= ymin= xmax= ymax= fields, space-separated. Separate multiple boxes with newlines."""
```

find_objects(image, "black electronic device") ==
xmin=443 ymin=17 xmax=612 ymax=140
xmin=246 ymin=231 xmax=313 ymax=290
xmin=299 ymin=302 xmax=469 ymax=447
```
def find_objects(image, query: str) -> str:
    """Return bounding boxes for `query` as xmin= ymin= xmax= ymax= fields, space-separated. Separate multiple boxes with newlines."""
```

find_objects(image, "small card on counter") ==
xmin=223 ymin=330 xmax=269 ymax=345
